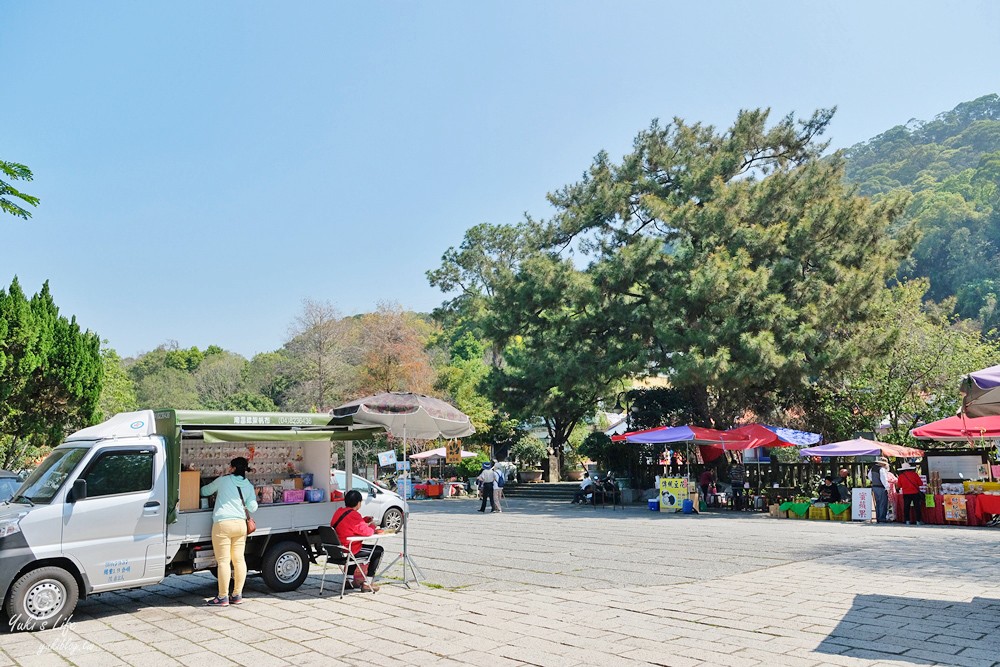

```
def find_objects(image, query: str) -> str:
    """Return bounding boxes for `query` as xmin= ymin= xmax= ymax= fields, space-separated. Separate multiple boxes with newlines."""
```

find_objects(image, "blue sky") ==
xmin=3 ymin=1 xmax=999 ymax=359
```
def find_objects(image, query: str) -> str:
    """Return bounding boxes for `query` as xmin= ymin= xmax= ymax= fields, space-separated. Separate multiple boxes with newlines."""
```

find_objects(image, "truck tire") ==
xmin=260 ymin=541 xmax=309 ymax=592
xmin=5 ymin=566 xmax=79 ymax=631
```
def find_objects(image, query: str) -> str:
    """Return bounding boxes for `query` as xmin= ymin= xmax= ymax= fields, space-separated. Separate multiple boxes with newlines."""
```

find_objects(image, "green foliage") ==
xmin=1 ymin=159 xmax=40 ymax=220
xmin=510 ymin=434 xmax=547 ymax=469
xmin=97 ymin=345 xmax=138 ymax=420
xmin=578 ymin=432 xmax=632 ymax=473
xmin=0 ymin=278 xmax=102 ymax=469
xmin=536 ymin=108 xmax=910 ymax=428
xmin=844 ymin=95 xmax=1000 ymax=336
xmin=457 ymin=452 xmax=490 ymax=478
xmin=808 ymin=280 xmax=1000 ymax=444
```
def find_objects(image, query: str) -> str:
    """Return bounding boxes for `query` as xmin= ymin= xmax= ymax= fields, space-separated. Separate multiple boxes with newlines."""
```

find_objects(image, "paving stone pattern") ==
xmin=3 ymin=498 xmax=1000 ymax=666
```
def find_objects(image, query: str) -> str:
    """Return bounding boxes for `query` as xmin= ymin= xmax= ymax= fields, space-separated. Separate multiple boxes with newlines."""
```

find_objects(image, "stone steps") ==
xmin=501 ymin=481 xmax=579 ymax=501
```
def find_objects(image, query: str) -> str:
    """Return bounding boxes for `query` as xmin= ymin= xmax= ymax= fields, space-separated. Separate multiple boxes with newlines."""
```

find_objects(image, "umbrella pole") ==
xmin=381 ymin=422 xmax=423 ymax=586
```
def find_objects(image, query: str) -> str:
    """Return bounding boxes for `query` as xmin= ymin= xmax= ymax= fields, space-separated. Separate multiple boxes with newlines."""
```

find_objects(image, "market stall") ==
xmin=910 ymin=415 xmax=1000 ymax=526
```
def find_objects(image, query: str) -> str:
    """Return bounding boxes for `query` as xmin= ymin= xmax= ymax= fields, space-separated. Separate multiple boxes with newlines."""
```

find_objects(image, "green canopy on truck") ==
xmin=153 ymin=409 xmax=384 ymax=524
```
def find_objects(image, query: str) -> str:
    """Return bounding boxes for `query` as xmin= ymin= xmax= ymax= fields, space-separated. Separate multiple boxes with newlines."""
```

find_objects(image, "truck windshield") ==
xmin=14 ymin=448 xmax=88 ymax=504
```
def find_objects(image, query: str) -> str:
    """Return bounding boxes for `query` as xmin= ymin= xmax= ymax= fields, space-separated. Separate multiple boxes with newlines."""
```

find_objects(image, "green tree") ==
xmin=1 ymin=159 xmax=40 ymax=220
xmin=0 ymin=279 xmax=102 ymax=469
xmin=97 ymin=345 xmax=138 ymax=419
xmin=809 ymin=281 xmax=1000 ymax=443
xmin=539 ymin=108 xmax=911 ymax=427
xmin=283 ymin=299 xmax=354 ymax=410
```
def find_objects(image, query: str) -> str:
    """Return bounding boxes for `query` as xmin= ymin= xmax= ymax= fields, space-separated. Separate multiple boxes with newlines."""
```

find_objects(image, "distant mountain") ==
xmin=843 ymin=94 xmax=1000 ymax=334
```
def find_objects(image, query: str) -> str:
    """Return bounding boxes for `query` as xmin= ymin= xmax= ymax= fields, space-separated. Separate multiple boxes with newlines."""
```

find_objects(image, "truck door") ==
xmin=62 ymin=445 xmax=167 ymax=590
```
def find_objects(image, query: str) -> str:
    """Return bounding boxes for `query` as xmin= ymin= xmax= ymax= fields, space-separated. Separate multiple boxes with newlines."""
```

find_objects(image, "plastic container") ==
xmin=282 ymin=489 xmax=306 ymax=503
xmin=305 ymin=488 xmax=324 ymax=503
xmin=808 ymin=505 xmax=829 ymax=521
xmin=301 ymin=473 xmax=314 ymax=487
xmin=648 ymin=499 xmax=660 ymax=511
xmin=682 ymin=499 xmax=694 ymax=514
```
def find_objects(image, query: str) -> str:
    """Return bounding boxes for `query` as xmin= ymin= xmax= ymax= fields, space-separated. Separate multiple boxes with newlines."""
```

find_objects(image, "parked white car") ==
xmin=331 ymin=469 xmax=407 ymax=531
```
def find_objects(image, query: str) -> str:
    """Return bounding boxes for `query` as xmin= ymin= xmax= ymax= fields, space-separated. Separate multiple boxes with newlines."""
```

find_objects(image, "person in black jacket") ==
xmin=816 ymin=476 xmax=841 ymax=504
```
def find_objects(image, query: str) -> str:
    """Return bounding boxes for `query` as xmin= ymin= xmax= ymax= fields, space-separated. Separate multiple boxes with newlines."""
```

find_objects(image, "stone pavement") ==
xmin=3 ymin=498 xmax=1000 ymax=667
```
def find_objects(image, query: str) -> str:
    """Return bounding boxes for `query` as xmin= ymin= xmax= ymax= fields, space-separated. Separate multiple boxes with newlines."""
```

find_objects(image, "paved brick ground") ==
xmin=3 ymin=497 xmax=1000 ymax=666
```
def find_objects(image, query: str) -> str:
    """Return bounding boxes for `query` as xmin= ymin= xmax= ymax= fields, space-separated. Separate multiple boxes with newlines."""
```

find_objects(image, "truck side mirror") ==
xmin=70 ymin=479 xmax=87 ymax=503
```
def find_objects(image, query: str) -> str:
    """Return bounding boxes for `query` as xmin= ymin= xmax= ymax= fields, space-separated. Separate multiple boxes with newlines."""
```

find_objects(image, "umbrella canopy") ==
xmin=961 ymin=364 xmax=1000 ymax=417
xmin=410 ymin=446 xmax=477 ymax=462
xmin=717 ymin=424 xmax=820 ymax=451
xmin=910 ymin=414 xmax=1000 ymax=442
xmin=800 ymin=438 xmax=923 ymax=458
xmin=612 ymin=425 xmax=751 ymax=445
xmin=333 ymin=392 xmax=476 ymax=440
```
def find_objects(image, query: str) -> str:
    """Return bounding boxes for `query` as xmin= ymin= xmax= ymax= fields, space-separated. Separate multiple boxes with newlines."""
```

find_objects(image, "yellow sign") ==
xmin=446 ymin=441 xmax=462 ymax=464
xmin=660 ymin=477 xmax=689 ymax=511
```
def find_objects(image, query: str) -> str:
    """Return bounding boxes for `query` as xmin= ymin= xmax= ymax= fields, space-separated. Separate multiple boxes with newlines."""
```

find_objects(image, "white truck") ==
xmin=0 ymin=409 xmax=382 ymax=630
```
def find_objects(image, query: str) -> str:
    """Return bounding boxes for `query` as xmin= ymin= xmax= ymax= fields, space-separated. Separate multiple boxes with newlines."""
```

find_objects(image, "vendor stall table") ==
xmin=891 ymin=494 xmax=989 ymax=526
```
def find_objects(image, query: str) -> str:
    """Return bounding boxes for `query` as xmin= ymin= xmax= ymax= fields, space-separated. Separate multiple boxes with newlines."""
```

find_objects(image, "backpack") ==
xmin=495 ymin=471 xmax=505 ymax=488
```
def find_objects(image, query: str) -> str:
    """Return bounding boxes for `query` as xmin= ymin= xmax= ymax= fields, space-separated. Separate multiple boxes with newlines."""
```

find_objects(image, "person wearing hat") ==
xmin=475 ymin=461 xmax=498 ymax=513
xmin=869 ymin=457 xmax=891 ymax=523
xmin=897 ymin=462 xmax=924 ymax=525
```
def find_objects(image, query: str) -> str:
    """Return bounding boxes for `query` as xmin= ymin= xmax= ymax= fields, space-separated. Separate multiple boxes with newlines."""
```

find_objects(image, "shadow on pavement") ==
xmin=814 ymin=594 xmax=1000 ymax=664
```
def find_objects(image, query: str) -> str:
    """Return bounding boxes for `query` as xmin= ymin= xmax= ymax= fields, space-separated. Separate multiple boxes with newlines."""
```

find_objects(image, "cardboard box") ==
xmin=180 ymin=471 xmax=201 ymax=511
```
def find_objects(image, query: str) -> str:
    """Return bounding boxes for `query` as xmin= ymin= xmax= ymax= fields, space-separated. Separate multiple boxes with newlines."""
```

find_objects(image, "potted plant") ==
xmin=561 ymin=444 xmax=586 ymax=481
xmin=511 ymin=435 xmax=546 ymax=483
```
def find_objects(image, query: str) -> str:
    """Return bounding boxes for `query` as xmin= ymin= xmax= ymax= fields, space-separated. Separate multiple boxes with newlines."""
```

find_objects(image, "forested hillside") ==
xmin=843 ymin=94 xmax=1000 ymax=333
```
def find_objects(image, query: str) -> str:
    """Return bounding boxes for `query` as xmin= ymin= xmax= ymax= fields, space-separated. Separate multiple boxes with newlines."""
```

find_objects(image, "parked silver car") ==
xmin=331 ymin=469 xmax=408 ymax=531
xmin=0 ymin=470 xmax=20 ymax=503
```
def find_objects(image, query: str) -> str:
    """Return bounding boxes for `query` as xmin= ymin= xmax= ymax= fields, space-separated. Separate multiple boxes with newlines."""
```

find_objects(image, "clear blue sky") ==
xmin=3 ymin=1 xmax=999 ymax=359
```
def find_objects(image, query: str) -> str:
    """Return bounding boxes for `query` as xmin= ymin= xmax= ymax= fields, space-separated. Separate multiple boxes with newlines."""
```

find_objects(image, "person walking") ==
xmin=476 ymin=462 xmax=497 ymax=513
xmin=870 ymin=457 xmax=890 ymax=524
xmin=897 ymin=462 xmax=924 ymax=525
xmin=492 ymin=461 xmax=505 ymax=512
xmin=200 ymin=456 xmax=257 ymax=606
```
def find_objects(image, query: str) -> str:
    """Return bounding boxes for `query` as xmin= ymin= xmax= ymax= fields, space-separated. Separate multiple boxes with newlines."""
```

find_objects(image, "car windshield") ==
xmin=332 ymin=471 xmax=372 ymax=493
xmin=13 ymin=447 xmax=88 ymax=504
xmin=0 ymin=477 xmax=20 ymax=502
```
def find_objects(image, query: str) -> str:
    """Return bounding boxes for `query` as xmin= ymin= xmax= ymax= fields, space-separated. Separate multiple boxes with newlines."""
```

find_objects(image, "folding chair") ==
xmin=317 ymin=526 xmax=376 ymax=598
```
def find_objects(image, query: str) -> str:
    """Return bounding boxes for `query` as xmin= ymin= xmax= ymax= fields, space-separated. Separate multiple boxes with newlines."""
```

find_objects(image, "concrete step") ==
xmin=502 ymin=482 xmax=579 ymax=500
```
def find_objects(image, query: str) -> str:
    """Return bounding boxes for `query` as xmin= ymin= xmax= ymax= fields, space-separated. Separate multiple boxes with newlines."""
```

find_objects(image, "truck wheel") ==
xmin=261 ymin=541 xmax=309 ymax=592
xmin=5 ymin=567 xmax=79 ymax=630
xmin=381 ymin=507 xmax=404 ymax=531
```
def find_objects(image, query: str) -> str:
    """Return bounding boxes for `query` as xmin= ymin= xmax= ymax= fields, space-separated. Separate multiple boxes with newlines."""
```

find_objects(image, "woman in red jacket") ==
xmin=331 ymin=489 xmax=384 ymax=591
xmin=896 ymin=462 xmax=924 ymax=525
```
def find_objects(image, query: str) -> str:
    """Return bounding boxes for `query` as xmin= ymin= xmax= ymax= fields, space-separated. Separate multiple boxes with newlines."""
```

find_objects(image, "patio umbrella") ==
xmin=612 ymin=425 xmax=751 ymax=480
xmin=961 ymin=364 xmax=1000 ymax=417
xmin=910 ymin=414 xmax=1000 ymax=442
xmin=332 ymin=392 xmax=475 ymax=585
xmin=799 ymin=438 xmax=923 ymax=458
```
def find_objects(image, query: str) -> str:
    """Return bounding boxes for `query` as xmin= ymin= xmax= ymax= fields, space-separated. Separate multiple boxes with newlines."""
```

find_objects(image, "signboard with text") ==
xmin=659 ymin=477 xmax=689 ymax=511
xmin=446 ymin=441 xmax=462 ymax=464
xmin=851 ymin=488 xmax=873 ymax=521
xmin=377 ymin=450 xmax=398 ymax=467
xmin=943 ymin=494 xmax=968 ymax=521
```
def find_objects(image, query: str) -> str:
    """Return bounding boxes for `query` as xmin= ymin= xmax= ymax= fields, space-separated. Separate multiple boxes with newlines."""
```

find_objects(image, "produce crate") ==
xmin=829 ymin=509 xmax=849 ymax=521
xmin=768 ymin=504 xmax=785 ymax=518
xmin=808 ymin=505 xmax=829 ymax=521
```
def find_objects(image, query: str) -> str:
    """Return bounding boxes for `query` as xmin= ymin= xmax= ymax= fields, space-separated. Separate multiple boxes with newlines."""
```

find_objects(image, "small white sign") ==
xmin=395 ymin=461 xmax=411 ymax=471
xmin=377 ymin=449 xmax=398 ymax=467
xmin=851 ymin=488 xmax=873 ymax=521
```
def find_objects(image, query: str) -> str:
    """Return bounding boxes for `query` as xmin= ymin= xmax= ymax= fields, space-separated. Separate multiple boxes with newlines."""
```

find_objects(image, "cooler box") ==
xmin=648 ymin=499 xmax=659 ymax=511
xmin=179 ymin=471 xmax=201 ymax=511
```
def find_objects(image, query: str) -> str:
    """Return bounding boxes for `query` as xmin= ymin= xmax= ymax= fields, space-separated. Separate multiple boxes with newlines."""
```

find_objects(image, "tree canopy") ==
xmin=1 ymin=160 xmax=39 ymax=221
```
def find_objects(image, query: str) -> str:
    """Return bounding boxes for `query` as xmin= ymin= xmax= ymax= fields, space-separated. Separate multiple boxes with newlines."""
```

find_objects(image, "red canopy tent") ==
xmin=910 ymin=414 xmax=1000 ymax=442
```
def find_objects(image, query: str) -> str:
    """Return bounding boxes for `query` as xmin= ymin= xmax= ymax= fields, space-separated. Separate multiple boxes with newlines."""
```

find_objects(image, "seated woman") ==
xmin=815 ymin=476 xmax=841 ymax=504
xmin=331 ymin=489 xmax=384 ymax=592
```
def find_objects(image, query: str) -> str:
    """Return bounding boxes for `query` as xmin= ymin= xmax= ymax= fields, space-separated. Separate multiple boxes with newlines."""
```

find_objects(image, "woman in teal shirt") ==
xmin=200 ymin=457 xmax=258 ymax=606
